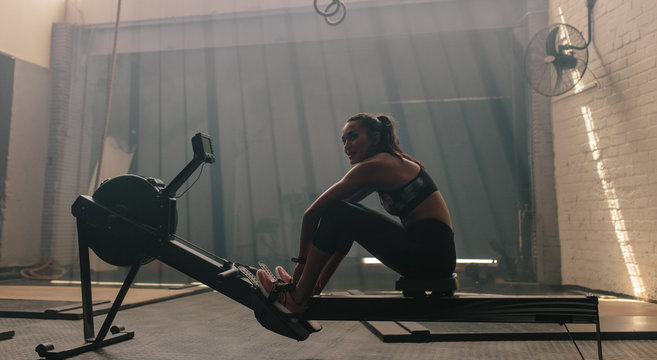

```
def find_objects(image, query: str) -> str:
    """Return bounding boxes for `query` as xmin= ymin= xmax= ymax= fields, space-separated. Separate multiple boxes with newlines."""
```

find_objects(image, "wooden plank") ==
xmin=599 ymin=298 xmax=657 ymax=316
xmin=361 ymin=321 xmax=411 ymax=342
xmin=0 ymin=285 xmax=206 ymax=303
xmin=362 ymin=321 xmax=431 ymax=342
xmin=397 ymin=321 xmax=431 ymax=336
xmin=45 ymin=300 xmax=110 ymax=313
xmin=0 ymin=285 xmax=210 ymax=320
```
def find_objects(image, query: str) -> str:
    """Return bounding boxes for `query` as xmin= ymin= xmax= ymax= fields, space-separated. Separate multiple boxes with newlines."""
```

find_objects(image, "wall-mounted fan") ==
xmin=524 ymin=0 xmax=597 ymax=96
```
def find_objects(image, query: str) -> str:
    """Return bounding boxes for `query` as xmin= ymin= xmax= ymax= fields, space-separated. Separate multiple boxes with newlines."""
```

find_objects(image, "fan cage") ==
xmin=524 ymin=23 xmax=589 ymax=97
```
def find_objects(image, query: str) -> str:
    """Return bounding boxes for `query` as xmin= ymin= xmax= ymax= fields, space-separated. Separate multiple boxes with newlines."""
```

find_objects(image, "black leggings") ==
xmin=312 ymin=201 xmax=456 ymax=279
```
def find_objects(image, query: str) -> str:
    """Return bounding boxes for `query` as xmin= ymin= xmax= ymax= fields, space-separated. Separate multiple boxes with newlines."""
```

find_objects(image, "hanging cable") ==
xmin=314 ymin=0 xmax=340 ymax=16
xmin=93 ymin=0 xmax=123 ymax=191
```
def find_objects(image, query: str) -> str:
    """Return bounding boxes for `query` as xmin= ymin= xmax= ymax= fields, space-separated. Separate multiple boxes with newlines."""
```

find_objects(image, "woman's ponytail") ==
xmin=376 ymin=114 xmax=397 ymax=153
xmin=376 ymin=115 xmax=393 ymax=137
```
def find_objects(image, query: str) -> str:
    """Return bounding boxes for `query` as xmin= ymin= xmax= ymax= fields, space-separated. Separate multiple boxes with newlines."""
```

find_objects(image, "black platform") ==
xmin=347 ymin=289 xmax=657 ymax=343
xmin=0 ymin=328 xmax=14 ymax=340
xmin=364 ymin=317 xmax=657 ymax=343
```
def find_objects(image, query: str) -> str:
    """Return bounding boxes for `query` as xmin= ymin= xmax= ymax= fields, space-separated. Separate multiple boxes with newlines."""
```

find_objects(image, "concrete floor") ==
xmin=2 ymin=291 xmax=657 ymax=360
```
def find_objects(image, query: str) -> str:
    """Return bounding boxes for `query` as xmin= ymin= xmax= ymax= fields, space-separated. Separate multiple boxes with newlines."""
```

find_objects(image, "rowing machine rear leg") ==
xmin=35 ymin=236 xmax=140 ymax=360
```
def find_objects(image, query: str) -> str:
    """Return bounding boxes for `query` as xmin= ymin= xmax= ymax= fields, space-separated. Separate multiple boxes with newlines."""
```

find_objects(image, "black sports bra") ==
xmin=378 ymin=168 xmax=438 ymax=218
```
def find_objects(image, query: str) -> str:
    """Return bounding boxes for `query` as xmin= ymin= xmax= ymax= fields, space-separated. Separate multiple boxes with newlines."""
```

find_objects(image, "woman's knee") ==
xmin=312 ymin=202 xmax=356 ymax=254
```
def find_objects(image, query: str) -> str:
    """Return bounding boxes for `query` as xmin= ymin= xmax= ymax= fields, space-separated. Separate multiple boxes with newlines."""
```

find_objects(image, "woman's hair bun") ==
xmin=377 ymin=114 xmax=392 ymax=127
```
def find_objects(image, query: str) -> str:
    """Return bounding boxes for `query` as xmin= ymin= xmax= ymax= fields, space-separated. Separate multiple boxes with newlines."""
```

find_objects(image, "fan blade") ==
xmin=546 ymin=27 xmax=560 ymax=57
xmin=553 ymin=65 xmax=564 ymax=94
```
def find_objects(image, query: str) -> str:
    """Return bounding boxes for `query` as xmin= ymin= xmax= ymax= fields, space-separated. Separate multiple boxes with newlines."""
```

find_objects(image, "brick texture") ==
xmin=525 ymin=0 xmax=563 ymax=285
xmin=40 ymin=22 xmax=79 ymax=265
xmin=550 ymin=0 xmax=657 ymax=299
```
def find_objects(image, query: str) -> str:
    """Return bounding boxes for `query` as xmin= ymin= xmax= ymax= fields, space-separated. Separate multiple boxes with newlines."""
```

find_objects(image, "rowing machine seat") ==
xmin=395 ymin=273 xmax=459 ymax=298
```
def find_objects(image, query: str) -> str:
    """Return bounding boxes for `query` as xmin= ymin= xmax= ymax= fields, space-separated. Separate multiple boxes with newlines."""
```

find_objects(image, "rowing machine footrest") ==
xmin=395 ymin=273 xmax=459 ymax=298
xmin=216 ymin=261 xmax=239 ymax=280
xmin=250 ymin=286 xmax=318 ymax=341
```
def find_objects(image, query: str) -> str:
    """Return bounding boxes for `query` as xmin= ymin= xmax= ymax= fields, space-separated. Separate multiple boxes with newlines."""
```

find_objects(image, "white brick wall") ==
xmin=550 ymin=0 xmax=657 ymax=299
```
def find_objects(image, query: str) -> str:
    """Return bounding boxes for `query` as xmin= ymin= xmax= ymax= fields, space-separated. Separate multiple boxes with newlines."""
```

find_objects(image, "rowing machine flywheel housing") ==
xmin=80 ymin=175 xmax=177 ymax=267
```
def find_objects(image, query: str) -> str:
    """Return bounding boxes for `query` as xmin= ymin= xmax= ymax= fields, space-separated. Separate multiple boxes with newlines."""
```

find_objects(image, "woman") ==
xmin=257 ymin=113 xmax=456 ymax=314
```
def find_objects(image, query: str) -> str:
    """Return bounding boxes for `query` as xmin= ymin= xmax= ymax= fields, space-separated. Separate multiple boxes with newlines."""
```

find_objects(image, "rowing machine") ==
xmin=35 ymin=133 xmax=602 ymax=360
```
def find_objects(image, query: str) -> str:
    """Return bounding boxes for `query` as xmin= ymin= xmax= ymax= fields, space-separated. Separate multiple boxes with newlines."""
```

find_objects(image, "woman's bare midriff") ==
xmin=401 ymin=191 xmax=452 ymax=229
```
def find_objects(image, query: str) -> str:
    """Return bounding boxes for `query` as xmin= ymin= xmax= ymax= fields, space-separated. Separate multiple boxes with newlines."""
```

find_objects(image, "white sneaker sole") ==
xmin=256 ymin=273 xmax=292 ymax=314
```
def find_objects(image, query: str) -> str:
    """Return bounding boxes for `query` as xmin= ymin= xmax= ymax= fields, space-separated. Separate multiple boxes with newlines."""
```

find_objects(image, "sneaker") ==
xmin=275 ymin=266 xmax=293 ymax=283
xmin=256 ymin=270 xmax=308 ymax=314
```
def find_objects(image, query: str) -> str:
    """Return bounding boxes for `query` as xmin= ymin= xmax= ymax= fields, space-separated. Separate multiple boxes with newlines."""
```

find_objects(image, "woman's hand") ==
xmin=292 ymin=263 xmax=305 ymax=283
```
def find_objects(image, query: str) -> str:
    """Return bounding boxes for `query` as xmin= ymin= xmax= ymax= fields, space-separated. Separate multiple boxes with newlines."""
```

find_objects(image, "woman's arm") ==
xmin=342 ymin=187 xmax=374 ymax=203
xmin=297 ymin=161 xmax=381 ymax=258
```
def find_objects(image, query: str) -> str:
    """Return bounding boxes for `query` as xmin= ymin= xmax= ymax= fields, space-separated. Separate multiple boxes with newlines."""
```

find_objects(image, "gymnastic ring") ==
xmin=324 ymin=1 xmax=346 ymax=26
xmin=314 ymin=0 xmax=341 ymax=17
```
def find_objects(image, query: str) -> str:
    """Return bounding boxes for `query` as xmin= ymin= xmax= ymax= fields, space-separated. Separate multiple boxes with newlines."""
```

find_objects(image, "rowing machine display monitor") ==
xmin=192 ymin=133 xmax=215 ymax=164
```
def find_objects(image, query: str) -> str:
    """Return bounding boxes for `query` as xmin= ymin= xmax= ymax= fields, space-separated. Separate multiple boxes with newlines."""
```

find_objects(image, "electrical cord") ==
xmin=20 ymin=258 xmax=67 ymax=281
xmin=175 ymin=162 xmax=205 ymax=198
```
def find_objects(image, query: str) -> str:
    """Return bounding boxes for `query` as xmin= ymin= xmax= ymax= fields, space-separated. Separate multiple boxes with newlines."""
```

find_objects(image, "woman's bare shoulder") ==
xmin=342 ymin=154 xmax=392 ymax=185
xmin=365 ymin=153 xmax=420 ymax=171
xmin=361 ymin=152 xmax=398 ymax=166
xmin=349 ymin=153 xmax=419 ymax=187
